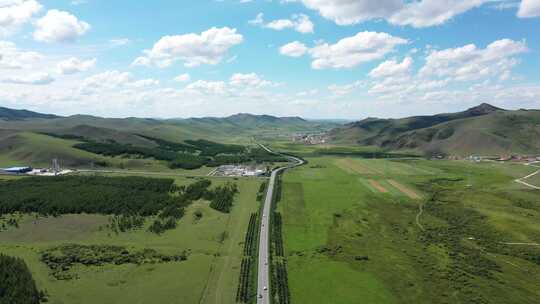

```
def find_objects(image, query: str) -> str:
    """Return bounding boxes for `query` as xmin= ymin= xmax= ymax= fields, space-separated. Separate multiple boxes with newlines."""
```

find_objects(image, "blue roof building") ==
xmin=2 ymin=167 xmax=33 ymax=174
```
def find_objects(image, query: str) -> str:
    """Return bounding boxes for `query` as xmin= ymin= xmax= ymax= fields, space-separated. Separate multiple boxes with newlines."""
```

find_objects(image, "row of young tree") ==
xmin=40 ymin=244 xmax=188 ymax=281
xmin=208 ymin=183 xmax=239 ymax=213
xmin=236 ymin=212 xmax=259 ymax=303
xmin=270 ymin=173 xmax=291 ymax=304
xmin=0 ymin=254 xmax=46 ymax=304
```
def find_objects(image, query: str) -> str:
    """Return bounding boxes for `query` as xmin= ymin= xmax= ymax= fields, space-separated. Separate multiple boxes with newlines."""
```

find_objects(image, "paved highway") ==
xmin=257 ymin=144 xmax=304 ymax=304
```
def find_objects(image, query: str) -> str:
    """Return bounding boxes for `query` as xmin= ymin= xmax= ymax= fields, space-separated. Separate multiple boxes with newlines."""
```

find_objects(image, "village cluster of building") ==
xmin=291 ymin=133 xmax=328 ymax=145
xmin=211 ymin=165 xmax=267 ymax=177
xmin=445 ymin=155 xmax=540 ymax=163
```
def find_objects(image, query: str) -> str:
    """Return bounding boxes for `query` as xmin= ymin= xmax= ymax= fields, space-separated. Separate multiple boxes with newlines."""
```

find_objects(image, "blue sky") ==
xmin=1 ymin=0 xmax=540 ymax=119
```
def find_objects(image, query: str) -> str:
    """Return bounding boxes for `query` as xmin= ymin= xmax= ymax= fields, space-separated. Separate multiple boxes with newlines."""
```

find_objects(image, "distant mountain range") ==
xmin=0 ymin=107 xmax=336 ymax=141
xmin=1 ymin=104 xmax=539 ymax=164
xmin=0 ymin=107 xmax=60 ymax=121
xmin=329 ymin=103 xmax=540 ymax=156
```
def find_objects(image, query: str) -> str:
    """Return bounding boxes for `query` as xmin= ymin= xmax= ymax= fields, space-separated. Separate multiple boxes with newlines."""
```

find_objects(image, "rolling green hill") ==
xmin=0 ymin=107 xmax=337 ymax=169
xmin=330 ymin=104 xmax=540 ymax=156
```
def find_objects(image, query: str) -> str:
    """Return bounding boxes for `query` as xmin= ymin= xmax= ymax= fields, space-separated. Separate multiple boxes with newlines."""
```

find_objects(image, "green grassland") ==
xmin=278 ymin=156 xmax=540 ymax=304
xmin=0 ymin=176 xmax=262 ymax=304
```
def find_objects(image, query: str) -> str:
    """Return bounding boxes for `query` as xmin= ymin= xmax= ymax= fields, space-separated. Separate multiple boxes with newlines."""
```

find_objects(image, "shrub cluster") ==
xmin=148 ymin=179 xmax=212 ymax=234
xmin=108 ymin=214 xmax=145 ymax=233
xmin=40 ymin=244 xmax=187 ymax=280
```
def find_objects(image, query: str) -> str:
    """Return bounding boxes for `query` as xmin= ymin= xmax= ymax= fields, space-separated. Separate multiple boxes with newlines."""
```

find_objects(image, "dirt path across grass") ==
xmin=369 ymin=180 xmax=388 ymax=193
xmin=515 ymin=168 xmax=540 ymax=190
xmin=387 ymin=180 xmax=421 ymax=199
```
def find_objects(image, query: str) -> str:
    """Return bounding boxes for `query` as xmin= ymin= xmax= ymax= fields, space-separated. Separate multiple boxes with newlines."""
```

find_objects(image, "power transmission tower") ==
xmin=52 ymin=158 xmax=60 ymax=175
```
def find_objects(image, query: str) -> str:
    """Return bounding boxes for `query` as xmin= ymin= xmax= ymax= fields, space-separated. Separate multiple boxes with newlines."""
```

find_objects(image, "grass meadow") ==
xmin=278 ymin=156 xmax=540 ymax=304
xmin=0 ymin=176 xmax=262 ymax=304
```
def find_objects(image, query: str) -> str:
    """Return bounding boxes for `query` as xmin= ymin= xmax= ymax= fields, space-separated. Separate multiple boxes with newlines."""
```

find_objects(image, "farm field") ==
xmin=278 ymin=156 xmax=540 ymax=304
xmin=0 ymin=176 xmax=262 ymax=304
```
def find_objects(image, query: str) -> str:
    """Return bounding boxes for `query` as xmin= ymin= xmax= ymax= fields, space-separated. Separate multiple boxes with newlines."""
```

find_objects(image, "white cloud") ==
xmin=518 ymin=0 xmax=540 ymax=17
xmin=248 ymin=12 xmax=264 ymax=25
xmin=279 ymin=41 xmax=308 ymax=57
xmin=300 ymin=0 xmax=401 ymax=25
xmin=369 ymin=57 xmax=412 ymax=78
xmin=57 ymin=57 xmax=96 ymax=74
xmin=132 ymin=27 xmax=243 ymax=68
xmin=366 ymin=39 xmax=529 ymax=102
xmin=0 ymin=0 xmax=42 ymax=36
xmin=0 ymin=40 xmax=42 ymax=69
xmin=81 ymin=70 xmax=132 ymax=93
xmin=33 ymin=9 xmax=90 ymax=43
xmin=299 ymin=0 xmax=488 ymax=28
xmin=420 ymin=38 xmax=528 ymax=81
xmin=174 ymin=73 xmax=191 ymax=82
xmin=127 ymin=78 xmax=159 ymax=88
xmin=185 ymin=80 xmax=228 ymax=95
xmin=229 ymin=73 xmax=275 ymax=88
xmin=296 ymin=89 xmax=319 ymax=97
xmin=250 ymin=13 xmax=314 ymax=33
xmin=388 ymin=0 xmax=486 ymax=27
xmin=309 ymin=31 xmax=408 ymax=69
xmin=328 ymin=81 xmax=363 ymax=96
xmin=1 ymin=72 xmax=53 ymax=85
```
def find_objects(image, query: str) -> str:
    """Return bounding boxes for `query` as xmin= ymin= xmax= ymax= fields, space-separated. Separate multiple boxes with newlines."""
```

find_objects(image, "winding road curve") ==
xmin=256 ymin=144 xmax=304 ymax=304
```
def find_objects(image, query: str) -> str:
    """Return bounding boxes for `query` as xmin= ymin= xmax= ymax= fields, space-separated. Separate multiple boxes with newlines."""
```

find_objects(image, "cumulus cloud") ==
xmin=127 ymin=79 xmax=160 ymax=88
xmin=279 ymin=41 xmax=308 ymax=57
xmin=132 ymin=27 xmax=243 ymax=68
xmin=0 ymin=40 xmax=42 ymax=69
xmin=369 ymin=57 xmax=412 ymax=78
xmin=0 ymin=0 xmax=42 ymax=35
xmin=251 ymin=13 xmax=314 ymax=33
xmin=229 ymin=73 xmax=275 ymax=88
xmin=420 ymin=38 xmax=528 ymax=81
xmin=33 ymin=9 xmax=90 ymax=43
xmin=366 ymin=39 xmax=529 ymax=102
xmin=174 ymin=73 xmax=191 ymax=82
xmin=81 ymin=70 xmax=132 ymax=93
xmin=328 ymin=81 xmax=363 ymax=96
xmin=185 ymin=80 xmax=228 ymax=95
xmin=518 ymin=0 xmax=540 ymax=17
xmin=309 ymin=31 xmax=408 ymax=69
xmin=57 ymin=57 xmax=96 ymax=74
xmin=299 ymin=0 xmax=488 ymax=28
xmin=1 ymin=72 xmax=53 ymax=85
